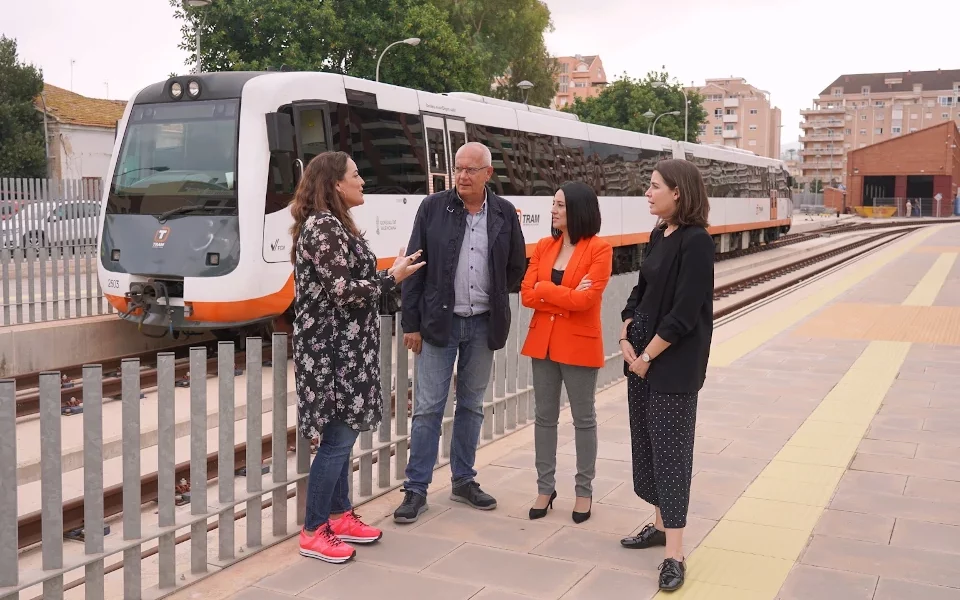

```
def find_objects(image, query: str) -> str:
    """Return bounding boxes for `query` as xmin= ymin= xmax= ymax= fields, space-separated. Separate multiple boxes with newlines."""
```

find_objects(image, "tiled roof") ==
xmin=820 ymin=69 xmax=960 ymax=96
xmin=34 ymin=83 xmax=127 ymax=129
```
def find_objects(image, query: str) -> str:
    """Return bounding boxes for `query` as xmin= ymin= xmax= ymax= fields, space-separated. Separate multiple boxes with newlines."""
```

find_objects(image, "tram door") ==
xmin=768 ymin=168 xmax=778 ymax=220
xmin=423 ymin=115 xmax=467 ymax=195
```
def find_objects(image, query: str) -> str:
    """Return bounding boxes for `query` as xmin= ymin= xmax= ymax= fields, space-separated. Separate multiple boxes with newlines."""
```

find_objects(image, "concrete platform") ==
xmin=148 ymin=223 xmax=960 ymax=600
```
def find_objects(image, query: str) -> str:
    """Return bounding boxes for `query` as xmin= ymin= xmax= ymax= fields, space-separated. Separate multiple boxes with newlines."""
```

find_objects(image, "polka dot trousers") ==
xmin=626 ymin=373 xmax=698 ymax=529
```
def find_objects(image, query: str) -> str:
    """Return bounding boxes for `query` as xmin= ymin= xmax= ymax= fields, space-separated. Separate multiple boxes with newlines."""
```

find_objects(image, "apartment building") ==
xmin=551 ymin=55 xmax=608 ymax=110
xmin=799 ymin=69 xmax=960 ymax=186
xmin=686 ymin=77 xmax=782 ymax=159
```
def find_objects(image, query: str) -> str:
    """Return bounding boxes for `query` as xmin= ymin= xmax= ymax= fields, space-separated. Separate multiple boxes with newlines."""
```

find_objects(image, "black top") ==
xmin=621 ymin=224 xmax=715 ymax=394
xmin=551 ymin=268 xmax=564 ymax=285
xmin=636 ymin=230 xmax=679 ymax=316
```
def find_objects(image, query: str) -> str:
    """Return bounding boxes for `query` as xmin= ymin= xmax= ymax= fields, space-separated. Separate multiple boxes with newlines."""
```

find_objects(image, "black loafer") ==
xmin=621 ymin=523 xmax=666 ymax=549
xmin=658 ymin=557 xmax=685 ymax=591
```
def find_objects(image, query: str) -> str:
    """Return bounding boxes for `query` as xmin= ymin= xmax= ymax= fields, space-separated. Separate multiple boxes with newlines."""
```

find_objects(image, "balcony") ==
xmin=801 ymin=119 xmax=845 ymax=129
xmin=723 ymin=113 xmax=739 ymax=123
xmin=722 ymin=129 xmax=739 ymax=139
xmin=801 ymin=133 xmax=843 ymax=142
xmin=801 ymin=147 xmax=844 ymax=156
xmin=723 ymin=98 xmax=740 ymax=108
xmin=801 ymin=105 xmax=846 ymax=115
xmin=801 ymin=161 xmax=841 ymax=171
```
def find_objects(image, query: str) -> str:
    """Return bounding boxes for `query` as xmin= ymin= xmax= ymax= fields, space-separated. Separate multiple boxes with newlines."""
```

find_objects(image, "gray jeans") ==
xmin=531 ymin=357 xmax=599 ymax=498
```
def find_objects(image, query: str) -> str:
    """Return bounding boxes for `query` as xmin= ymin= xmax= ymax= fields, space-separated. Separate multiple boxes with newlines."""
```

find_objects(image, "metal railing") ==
xmin=0 ymin=178 xmax=111 ymax=326
xmin=0 ymin=275 xmax=638 ymax=599
xmin=872 ymin=197 xmax=945 ymax=218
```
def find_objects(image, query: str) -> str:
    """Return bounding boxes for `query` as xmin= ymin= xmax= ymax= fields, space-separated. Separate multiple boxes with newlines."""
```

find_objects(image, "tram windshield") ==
xmin=106 ymin=99 xmax=239 ymax=216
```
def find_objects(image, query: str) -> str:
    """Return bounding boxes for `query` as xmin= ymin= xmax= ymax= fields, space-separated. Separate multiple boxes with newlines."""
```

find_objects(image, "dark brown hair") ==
xmin=653 ymin=159 xmax=710 ymax=228
xmin=552 ymin=181 xmax=602 ymax=244
xmin=289 ymin=151 xmax=361 ymax=263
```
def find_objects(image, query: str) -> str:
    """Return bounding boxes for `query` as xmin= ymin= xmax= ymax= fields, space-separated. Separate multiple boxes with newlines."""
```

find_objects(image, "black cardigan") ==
xmin=621 ymin=224 xmax=715 ymax=394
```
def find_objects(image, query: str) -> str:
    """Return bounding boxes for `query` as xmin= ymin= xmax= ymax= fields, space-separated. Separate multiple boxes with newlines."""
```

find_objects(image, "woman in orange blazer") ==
xmin=520 ymin=181 xmax=613 ymax=524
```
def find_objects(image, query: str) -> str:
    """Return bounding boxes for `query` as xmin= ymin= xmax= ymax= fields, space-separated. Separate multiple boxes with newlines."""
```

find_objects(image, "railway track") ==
xmin=12 ymin=340 xmax=283 ymax=419
xmin=9 ymin=218 xmax=946 ymax=595
xmin=712 ymin=225 xmax=921 ymax=319
xmin=814 ymin=216 xmax=960 ymax=235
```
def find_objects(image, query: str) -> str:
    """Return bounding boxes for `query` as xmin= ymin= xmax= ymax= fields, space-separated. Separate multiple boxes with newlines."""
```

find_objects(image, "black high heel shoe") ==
xmin=528 ymin=490 xmax=557 ymax=520
xmin=572 ymin=497 xmax=592 ymax=524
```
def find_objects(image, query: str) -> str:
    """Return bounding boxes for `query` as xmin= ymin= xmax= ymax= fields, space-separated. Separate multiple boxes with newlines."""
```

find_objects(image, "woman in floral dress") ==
xmin=289 ymin=151 xmax=424 ymax=564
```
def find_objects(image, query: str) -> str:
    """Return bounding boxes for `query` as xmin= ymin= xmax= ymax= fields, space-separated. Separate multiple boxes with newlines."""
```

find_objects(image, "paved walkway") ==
xmin=172 ymin=223 xmax=960 ymax=600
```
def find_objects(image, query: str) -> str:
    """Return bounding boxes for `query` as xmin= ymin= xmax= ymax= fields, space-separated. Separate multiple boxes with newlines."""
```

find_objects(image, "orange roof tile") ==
xmin=34 ymin=83 xmax=127 ymax=129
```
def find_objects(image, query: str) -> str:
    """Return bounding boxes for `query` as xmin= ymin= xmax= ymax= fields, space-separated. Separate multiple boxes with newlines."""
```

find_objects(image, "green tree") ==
xmin=168 ymin=0 xmax=558 ymax=105
xmin=435 ymin=0 xmax=558 ymax=106
xmin=0 ymin=36 xmax=46 ymax=179
xmin=490 ymin=41 xmax=558 ymax=107
xmin=564 ymin=69 xmax=707 ymax=142
xmin=169 ymin=0 xmax=488 ymax=93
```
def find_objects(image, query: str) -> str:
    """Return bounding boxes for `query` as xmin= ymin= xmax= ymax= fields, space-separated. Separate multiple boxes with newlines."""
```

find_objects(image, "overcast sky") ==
xmin=6 ymin=0 xmax=960 ymax=148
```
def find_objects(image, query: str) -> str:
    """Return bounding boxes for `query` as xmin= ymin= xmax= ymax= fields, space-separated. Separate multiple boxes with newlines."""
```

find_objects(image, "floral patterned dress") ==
xmin=292 ymin=211 xmax=396 ymax=440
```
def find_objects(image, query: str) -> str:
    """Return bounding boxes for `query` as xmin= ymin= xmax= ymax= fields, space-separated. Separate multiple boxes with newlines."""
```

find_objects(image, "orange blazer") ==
xmin=520 ymin=235 xmax=613 ymax=368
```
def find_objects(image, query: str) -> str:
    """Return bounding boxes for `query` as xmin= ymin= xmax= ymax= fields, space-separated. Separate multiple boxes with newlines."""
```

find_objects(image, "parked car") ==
xmin=0 ymin=200 xmax=101 ymax=250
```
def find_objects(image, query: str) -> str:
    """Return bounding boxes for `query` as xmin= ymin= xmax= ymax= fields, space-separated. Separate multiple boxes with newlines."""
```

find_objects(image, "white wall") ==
xmin=56 ymin=124 xmax=116 ymax=181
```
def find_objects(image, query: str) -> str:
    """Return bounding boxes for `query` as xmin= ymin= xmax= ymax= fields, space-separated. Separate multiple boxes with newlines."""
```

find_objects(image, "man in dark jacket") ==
xmin=393 ymin=142 xmax=526 ymax=523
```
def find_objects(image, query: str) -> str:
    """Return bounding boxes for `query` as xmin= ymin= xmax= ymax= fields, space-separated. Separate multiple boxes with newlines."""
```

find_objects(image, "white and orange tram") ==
xmin=97 ymin=71 xmax=793 ymax=336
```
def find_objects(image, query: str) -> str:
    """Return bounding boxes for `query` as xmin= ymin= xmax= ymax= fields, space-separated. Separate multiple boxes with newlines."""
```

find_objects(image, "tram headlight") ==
xmin=170 ymin=82 xmax=183 ymax=99
xmin=188 ymin=80 xmax=201 ymax=98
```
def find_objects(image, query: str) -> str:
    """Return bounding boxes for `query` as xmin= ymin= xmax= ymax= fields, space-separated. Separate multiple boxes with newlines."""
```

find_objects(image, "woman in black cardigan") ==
xmin=617 ymin=159 xmax=714 ymax=592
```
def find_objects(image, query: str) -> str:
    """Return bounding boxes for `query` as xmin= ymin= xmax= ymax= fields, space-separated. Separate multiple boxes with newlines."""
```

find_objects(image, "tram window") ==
xmin=465 ymin=124 xmax=523 ymax=196
xmin=427 ymin=127 xmax=447 ymax=173
xmin=529 ymin=133 xmax=559 ymax=195
xmin=265 ymin=152 xmax=295 ymax=215
xmin=331 ymin=105 xmax=428 ymax=195
xmin=298 ymin=109 xmax=328 ymax=165
xmin=449 ymin=131 xmax=466 ymax=158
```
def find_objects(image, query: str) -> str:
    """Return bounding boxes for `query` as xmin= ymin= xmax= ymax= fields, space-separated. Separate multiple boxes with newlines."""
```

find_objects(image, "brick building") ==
xmin=800 ymin=69 xmax=960 ymax=187
xmin=551 ymin=55 xmax=608 ymax=110
xmin=846 ymin=120 xmax=960 ymax=216
xmin=687 ymin=77 xmax=782 ymax=159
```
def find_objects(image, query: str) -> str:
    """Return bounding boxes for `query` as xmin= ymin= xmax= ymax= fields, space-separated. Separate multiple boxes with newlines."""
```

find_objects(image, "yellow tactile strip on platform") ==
xmin=903 ymin=253 xmax=957 ymax=305
xmin=657 ymin=340 xmax=911 ymax=599
xmin=793 ymin=303 xmax=960 ymax=345
xmin=652 ymin=248 xmax=955 ymax=599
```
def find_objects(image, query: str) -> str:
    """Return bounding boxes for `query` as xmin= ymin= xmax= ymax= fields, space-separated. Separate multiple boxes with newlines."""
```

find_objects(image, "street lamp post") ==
xmin=650 ymin=110 xmax=681 ymax=137
xmin=376 ymin=38 xmax=421 ymax=82
xmin=641 ymin=110 xmax=655 ymax=132
xmin=653 ymin=81 xmax=689 ymax=141
xmin=187 ymin=0 xmax=212 ymax=74
xmin=517 ymin=80 xmax=534 ymax=106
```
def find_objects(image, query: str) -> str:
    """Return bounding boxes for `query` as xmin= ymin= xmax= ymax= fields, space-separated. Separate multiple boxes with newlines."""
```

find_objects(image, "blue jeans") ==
xmin=403 ymin=314 xmax=494 ymax=497
xmin=304 ymin=420 xmax=359 ymax=531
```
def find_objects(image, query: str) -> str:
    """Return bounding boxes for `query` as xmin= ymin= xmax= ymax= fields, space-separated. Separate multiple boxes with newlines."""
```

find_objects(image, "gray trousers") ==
xmin=531 ymin=357 xmax=599 ymax=498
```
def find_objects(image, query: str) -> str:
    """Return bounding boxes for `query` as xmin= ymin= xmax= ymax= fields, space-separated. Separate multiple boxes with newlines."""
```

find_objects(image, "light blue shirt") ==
xmin=453 ymin=189 xmax=490 ymax=317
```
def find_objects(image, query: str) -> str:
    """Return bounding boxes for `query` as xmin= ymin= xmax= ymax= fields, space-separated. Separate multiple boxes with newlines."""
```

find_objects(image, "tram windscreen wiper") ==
xmin=157 ymin=205 xmax=234 ymax=222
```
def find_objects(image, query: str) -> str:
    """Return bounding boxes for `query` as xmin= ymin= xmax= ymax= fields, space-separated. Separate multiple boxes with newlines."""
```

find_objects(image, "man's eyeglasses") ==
xmin=454 ymin=166 xmax=489 ymax=176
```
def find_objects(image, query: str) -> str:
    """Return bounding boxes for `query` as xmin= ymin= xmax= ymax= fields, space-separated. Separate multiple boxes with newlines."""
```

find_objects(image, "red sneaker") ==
xmin=329 ymin=510 xmax=383 ymax=544
xmin=299 ymin=524 xmax=356 ymax=563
